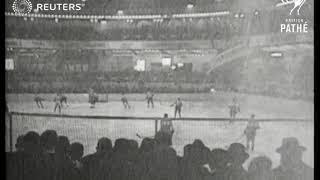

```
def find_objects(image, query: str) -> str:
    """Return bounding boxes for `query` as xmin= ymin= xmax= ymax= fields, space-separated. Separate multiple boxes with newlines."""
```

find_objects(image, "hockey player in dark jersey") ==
xmin=60 ymin=94 xmax=68 ymax=107
xmin=228 ymin=97 xmax=240 ymax=122
xmin=171 ymin=98 xmax=183 ymax=118
xmin=244 ymin=114 xmax=260 ymax=151
xmin=146 ymin=91 xmax=154 ymax=108
xmin=34 ymin=93 xmax=45 ymax=109
xmin=121 ymin=93 xmax=131 ymax=109
xmin=53 ymin=93 xmax=62 ymax=113
xmin=159 ymin=113 xmax=174 ymax=145
xmin=89 ymin=88 xmax=98 ymax=108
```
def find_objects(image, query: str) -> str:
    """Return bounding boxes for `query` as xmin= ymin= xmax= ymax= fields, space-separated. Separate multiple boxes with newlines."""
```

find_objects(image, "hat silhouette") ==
xmin=276 ymin=137 xmax=306 ymax=153
xmin=228 ymin=143 xmax=249 ymax=161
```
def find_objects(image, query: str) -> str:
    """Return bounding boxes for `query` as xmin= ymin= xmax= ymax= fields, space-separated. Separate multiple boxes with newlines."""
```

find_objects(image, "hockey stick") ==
xmin=223 ymin=134 xmax=245 ymax=149
xmin=234 ymin=133 xmax=245 ymax=143
xmin=136 ymin=133 xmax=154 ymax=139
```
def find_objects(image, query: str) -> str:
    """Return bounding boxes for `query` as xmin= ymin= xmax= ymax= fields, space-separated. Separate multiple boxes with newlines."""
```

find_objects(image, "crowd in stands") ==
xmin=7 ymin=129 xmax=313 ymax=180
xmin=6 ymin=7 xmax=313 ymax=41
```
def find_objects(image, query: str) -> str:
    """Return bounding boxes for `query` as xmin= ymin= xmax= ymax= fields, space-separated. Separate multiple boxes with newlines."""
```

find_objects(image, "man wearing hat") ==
xmin=225 ymin=143 xmax=249 ymax=180
xmin=273 ymin=137 xmax=313 ymax=180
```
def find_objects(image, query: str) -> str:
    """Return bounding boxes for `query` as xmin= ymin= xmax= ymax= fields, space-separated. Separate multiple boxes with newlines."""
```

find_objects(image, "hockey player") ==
xmin=146 ymin=91 xmax=154 ymax=108
xmin=159 ymin=113 xmax=174 ymax=145
xmin=53 ymin=93 xmax=62 ymax=113
xmin=60 ymin=94 xmax=68 ymax=107
xmin=244 ymin=114 xmax=260 ymax=151
xmin=34 ymin=93 xmax=45 ymax=109
xmin=171 ymin=98 xmax=183 ymax=118
xmin=121 ymin=93 xmax=131 ymax=109
xmin=89 ymin=88 xmax=98 ymax=108
xmin=229 ymin=97 xmax=240 ymax=122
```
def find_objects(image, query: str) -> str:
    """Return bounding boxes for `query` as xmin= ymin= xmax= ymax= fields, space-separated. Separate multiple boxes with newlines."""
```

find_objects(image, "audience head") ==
xmin=40 ymin=130 xmax=58 ymax=153
xmin=192 ymin=139 xmax=205 ymax=148
xmin=248 ymin=156 xmax=273 ymax=180
xmin=113 ymin=138 xmax=130 ymax=153
xmin=23 ymin=131 xmax=41 ymax=154
xmin=183 ymin=144 xmax=192 ymax=158
xmin=96 ymin=137 xmax=112 ymax=154
xmin=140 ymin=137 xmax=155 ymax=154
xmin=211 ymin=148 xmax=231 ymax=169
xmin=56 ymin=136 xmax=70 ymax=155
xmin=248 ymin=156 xmax=272 ymax=172
xmin=227 ymin=143 xmax=249 ymax=165
xmin=70 ymin=142 xmax=84 ymax=161
xmin=128 ymin=139 xmax=139 ymax=160
xmin=276 ymin=137 xmax=306 ymax=167
xmin=164 ymin=113 xmax=168 ymax=118
xmin=15 ymin=135 xmax=24 ymax=152
xmin=128 ymin=139 xmax=139 ymax=151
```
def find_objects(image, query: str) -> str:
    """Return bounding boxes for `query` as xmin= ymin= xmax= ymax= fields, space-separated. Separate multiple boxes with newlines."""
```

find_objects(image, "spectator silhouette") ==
xmin=68 ymin=142 xmax=85 ymax=180
xmin=40 ymin=130 xmax=58 ymax=154
xmin=248 ymin=156 xmax=273 ymax=180
xmin=136 ymin=138 xmax=156 ymax=180
xmin=82 ymin=137 xmax=112 ymax=180
xmin=55 ymin=136 xmax=71 ymax=180
xmin=146 ymin=131 xmax=179 ymax=180
xmin=181 ymin=139 xmax=211 ymax=180
xmin=273 ymin=137 xmax=313 ymax=180
xmin=108 ymin=138 xmax=134 ymax=180
xmin=207 ymin=148 xmax=231 ymax=180
xmin=7 ymin=131 xmax=47 ymax=180
xmin=40 ymin=130 xmax=58 ymax=180
xmin=15 ymin=135 xmax=25 ymax=152
xmin=179 ymin=144 xmax=192 ymax=180
xmin=225 ymin=143 xmax=249 ymax=180
xmin=139 ymin=138 xmax=155 ymax=155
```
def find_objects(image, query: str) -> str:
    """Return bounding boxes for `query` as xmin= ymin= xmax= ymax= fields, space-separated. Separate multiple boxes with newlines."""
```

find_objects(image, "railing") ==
xmin=5 ymin=111 xmax=313 ymax=158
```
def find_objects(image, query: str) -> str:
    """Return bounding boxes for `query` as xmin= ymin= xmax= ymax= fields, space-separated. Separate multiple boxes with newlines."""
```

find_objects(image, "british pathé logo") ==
xmin=12 ymin=0 xmax=33 ymax=14
xmin=280 ymin=19 xmax=308 ymax=33
xmin=276 ymin=0 xmax=306 ymax=16
xmin=277 ymin=0 xmax=309 ymax=33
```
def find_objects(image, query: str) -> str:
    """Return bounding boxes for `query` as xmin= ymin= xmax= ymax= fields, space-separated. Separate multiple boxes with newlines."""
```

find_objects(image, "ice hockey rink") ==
xmin=6 ymin=92 xmax=314 ymax=168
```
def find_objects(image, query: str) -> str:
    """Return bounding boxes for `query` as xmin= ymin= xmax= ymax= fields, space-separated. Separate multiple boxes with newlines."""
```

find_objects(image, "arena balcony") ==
xmin=6 ymin=6 xmax=313 ymax=41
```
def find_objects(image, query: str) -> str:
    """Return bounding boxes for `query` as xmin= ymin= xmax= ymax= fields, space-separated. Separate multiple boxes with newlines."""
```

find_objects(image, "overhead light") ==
xmin=270 ymin=52 xmax=283 ymax=58
xmin=187 ymin=3 xmax=194 ymax=9
xmin=100 ymin=19 xmax=107 ymax=24
xmin=117 ymin=10 xmax=123 ymax=15
xmin=254 ymin=10 xmax=259 ymax=16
